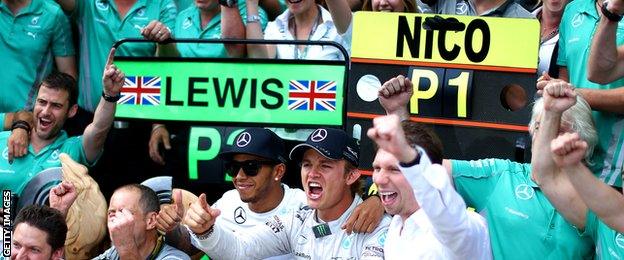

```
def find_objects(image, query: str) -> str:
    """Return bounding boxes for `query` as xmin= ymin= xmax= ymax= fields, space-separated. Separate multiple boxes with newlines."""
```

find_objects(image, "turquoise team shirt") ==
xmin=0 ymin=113 xmax=4 ymax=131
xmin=451 ymin=159 xmax=595 ymax=259
xmin=72 ymin=0 xmax=177 ymax=112
xmin=0 ymin=0 xmax=74 ymax=112
xmin=584 ymin=211 xmax=624 ymax=259
xmin=0 ymin=131 xmax=94 ymax=198
xmin=174 ymin=0 xmax=268 ymax=58
xmin=558 ymin=0 xmax=624 ymax=187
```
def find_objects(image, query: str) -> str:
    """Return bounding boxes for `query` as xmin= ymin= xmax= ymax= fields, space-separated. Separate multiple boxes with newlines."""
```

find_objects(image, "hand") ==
xmin=607 ymin=0 xmax=624 ymax=15
xmin=367 ymin=114 xmax=417 ymax=163
xmin=8 ymin=128 xmax=29 ymax=164
xmin=109 ymin=208 xmax=140 ymax=252
xmin=551 ymin=132 xmax=587 ymax=168
xmin=543 ymin=80 xmax=576 ymax=114
xmin=342 ymin=195 xmax=384 ymax=234
xmin=141 ymin=20 xmax=172 ymax=43
xmin=183 ymin=193 xmax=221 ymax=235
xmin=156 ymin=189 xmax=184 ymax=233
xmin=149 ymin=124 xmax=171 ymax=165
xmin=102 ymin=48 xmax=124 ymax=97
xmin=536 ymin=71 xmax=553 ymax=96
xmin=49 ymin=181 xmax=78 ymax=217
xmin=378 ymin=75 xmax=413 ymax=118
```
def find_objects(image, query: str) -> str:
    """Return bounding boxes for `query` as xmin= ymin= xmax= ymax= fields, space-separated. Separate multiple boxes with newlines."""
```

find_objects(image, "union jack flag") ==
xmin=288 ymin=80 xmax=336 ymax=111
xmin=118 ymin=76 xmax=161 ymax=106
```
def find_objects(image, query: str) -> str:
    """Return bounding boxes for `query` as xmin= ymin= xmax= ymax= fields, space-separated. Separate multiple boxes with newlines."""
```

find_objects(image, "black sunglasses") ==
xmin=225 ymin=160 xmax=278 ymax=177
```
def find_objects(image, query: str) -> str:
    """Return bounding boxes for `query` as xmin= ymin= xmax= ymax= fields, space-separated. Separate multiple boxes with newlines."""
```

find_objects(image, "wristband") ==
xmin=102 ymin=91 xmax=121 ymax=102
xmin=11 ymin=120 xmax=31 ymax=135
xmin=194 ymin=226 xmax=214 ymax=240
xmin=247 ymin=15 xmax=261 ymax=23
xmin=399 ymin=150 xmax=421 ymax=168
xmin=602 ymin=1 xmax=623 ymax=22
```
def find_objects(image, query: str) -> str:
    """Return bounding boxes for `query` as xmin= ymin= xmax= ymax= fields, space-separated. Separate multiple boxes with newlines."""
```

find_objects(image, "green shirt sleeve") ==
xmin=61 ymin=136 xmax=100 ymax=167
xmin=450 ymin=159 xmax=504 ymax=211
xmin=0 ymin=113 xmax=5 ymax=131
xmin=581 ymin=210 xmax=599 ymax=241
xmin=556 ymin=6 xmax=569 ymax=67
xmin=52 ymin=9 xmax=75 ymax=56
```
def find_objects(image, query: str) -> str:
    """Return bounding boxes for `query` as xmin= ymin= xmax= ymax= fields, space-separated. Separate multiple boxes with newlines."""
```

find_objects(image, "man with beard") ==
xmin=182 ymin=128 xmax=389 ymax=259
xmin=0 ymin=49 xmax=124 ymax=201
xmin=156 ymin=128 xmax=385 ymax=259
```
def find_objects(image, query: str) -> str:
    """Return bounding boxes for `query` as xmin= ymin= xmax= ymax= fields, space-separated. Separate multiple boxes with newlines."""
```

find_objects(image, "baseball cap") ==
xmin=219 ymin=128 xmax=286 ymax=163
xmin=289 ymin=128 xmax=360 ymax=167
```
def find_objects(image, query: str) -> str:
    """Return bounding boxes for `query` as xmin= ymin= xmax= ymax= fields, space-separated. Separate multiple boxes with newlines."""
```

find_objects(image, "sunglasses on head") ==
xmin=225 ymin=160 xmax=278 ymax=177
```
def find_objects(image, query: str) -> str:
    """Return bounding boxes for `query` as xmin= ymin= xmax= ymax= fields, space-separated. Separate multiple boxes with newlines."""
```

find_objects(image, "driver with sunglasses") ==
xmin=157 ymin=128 xmax=385 ymax=259
xmin=184 ymin=127 xmax=390 ymax=259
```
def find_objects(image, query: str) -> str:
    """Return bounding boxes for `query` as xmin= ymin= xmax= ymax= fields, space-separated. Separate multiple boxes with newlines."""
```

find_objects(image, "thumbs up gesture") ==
xmin=183 ymin=193 xmax=221 ymax=235
xmin=156 ymin=189 xmax=185 ymax=233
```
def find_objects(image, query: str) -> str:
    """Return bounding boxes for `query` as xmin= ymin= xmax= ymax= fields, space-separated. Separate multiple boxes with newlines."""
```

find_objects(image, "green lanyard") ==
xmin=147 ymin=235 xmax=165 ymax=260
xmin=291 ymin=6 xmax=321 ymax=59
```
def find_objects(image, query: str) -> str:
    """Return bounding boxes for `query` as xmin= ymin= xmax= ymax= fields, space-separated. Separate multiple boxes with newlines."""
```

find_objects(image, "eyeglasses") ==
xmin=225 ymin=160 xmax=278 ymax=177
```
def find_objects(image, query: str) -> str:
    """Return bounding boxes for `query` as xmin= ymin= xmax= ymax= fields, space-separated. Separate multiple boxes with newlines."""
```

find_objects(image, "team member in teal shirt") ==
xmin=0 ymin=49 xmax=125 ymax=201
xmin=54 ymin=0 xmax=177 ymax=114
xmin=0 ymin=0 xmax=76 ymax=113
xmin=378 ymin=75 xmax=596 ymax=259
xmin=554 ymin=0 xmax=624 ymax=187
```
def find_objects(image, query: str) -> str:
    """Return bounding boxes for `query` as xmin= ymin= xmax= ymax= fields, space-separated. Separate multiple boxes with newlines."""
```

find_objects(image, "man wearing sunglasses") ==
xmin=157 ymin=128 xmax=384 ymax=258
xmin=184 ymin=127 xmax=390 ymax=259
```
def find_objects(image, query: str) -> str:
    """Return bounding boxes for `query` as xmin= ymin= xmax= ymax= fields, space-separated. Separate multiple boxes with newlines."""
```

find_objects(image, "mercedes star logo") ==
xmin=514 ymin=184 xmax=535 ymax=200
xmin=236 ymin=132 xmax=252 ymax=147
xmin=310 ymin=129 xmax=328 ymax=142
xmin=616 ymin=233 xmax=624 ymax=249
xmin=234 ymin=206 xmax=247 ymax=224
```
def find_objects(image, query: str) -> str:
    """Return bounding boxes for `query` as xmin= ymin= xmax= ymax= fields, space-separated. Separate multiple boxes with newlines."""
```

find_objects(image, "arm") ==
xmin=148 ymin=124 xmax=171 ymax=165
xmin=221 ymin=4 xmax=246 ymax=58
xmin=81 ymin=49 xmax=124 ymax=163
xmin=246 ymin=0 xmax=275 ymax=58
xmin=7 ymin=111 xmax=33 ymax=162
xmin=325 ymin=0 xmax=352 ymax=34
xmin=587 ymin=0 xmax=624 ymax=83
xmin=341 ymin=194 xmax=385 ymax=234
xmin=184 ymin=194 xmax=289 ymax=259
xmin=378 ymin=75 xmax=413 ymax=120
xmin=576 ymin=87 xmax=624 ymax=114
xmin=552 ymin=133 xmax=624 ymax=233
xmin=55 ymin=56 xmax=77 ymax=80
xmin=530 ymin=81 xmax=588 ymax=229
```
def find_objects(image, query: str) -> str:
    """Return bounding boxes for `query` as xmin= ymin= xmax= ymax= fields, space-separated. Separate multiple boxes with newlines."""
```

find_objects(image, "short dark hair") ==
xmin=115 ymin=184 xmax=160 ymax=214
xmin=39 ymin=72 xmax=78 ymax=107
xmin=401 ymin=121 xmax=444 ymax=164
xmin=14 ymin=205 xmax=67 ymax=251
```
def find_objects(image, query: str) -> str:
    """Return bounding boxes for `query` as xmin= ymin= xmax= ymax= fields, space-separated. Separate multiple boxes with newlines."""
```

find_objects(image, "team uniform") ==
xmin=422 ymin=0 xmax=533 ymax=17
xmin=557 ymin=0 xmax=624 ymax=187
xmin=175 ymin=0 xmax=268 ymax=58
xmin=0 ymin=130 xmax=95 ymax=198
xmin=212 ymin=184 xmax=307 ymax=259
xmin=582 ymin=211 xmax=624 ymax=259
xmin=264 ymin=5 xmax=352 ymax=60
xmin=71 ymin=0 xmax=177 ymax=112
xmin=0 ymin=0 xmax=74 ymax=112
xmin=450 ymin=159 xmax=595 ymax=259
xmin=385 ymin=147 xmax=492 ymax=259
xmin=190 ymin=195 xmax=390 ymax=259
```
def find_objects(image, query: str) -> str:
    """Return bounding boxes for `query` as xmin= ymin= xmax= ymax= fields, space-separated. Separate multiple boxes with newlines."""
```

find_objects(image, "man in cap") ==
xmin=157 ymin=128 xmax=385 ymax=258
xmin=182 ymin=128 xmax=390 ymax=259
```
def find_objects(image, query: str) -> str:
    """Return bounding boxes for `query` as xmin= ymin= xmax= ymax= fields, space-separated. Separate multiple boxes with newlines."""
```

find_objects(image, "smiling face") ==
xmin=286 ymin=0 xmax=316 ymax=16
xmin=32 ymin=84 xmax=77 ymax=141
xmin=542 ymin=0 xmax=568 ymax=13
xmin=231 ymin=154 xmax=280 ymax=204
xmin=372 ymin=149 xmax=419 ymax=220
xmin=11 ymin=223 xmax=63 ymax=260
xmin=371 ymin=0 xmax=405 ymax=12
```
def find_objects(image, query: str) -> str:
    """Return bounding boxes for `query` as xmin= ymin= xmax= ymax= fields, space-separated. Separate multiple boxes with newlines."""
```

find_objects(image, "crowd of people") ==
xmin=2 ymin=0 xmax=624 ymax=257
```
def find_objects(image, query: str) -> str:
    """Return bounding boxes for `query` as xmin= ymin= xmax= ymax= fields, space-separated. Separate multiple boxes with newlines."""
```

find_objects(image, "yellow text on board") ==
xmin=351 ymin=12 xmax=540 ymax=70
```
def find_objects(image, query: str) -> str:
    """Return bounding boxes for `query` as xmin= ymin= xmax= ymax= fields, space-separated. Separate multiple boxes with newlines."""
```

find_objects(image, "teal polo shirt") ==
xmin=558 ymin=0 xmax=624 ymax=187
xmin=73 ymin=0 xmax=177 ymax=112
xmin=0 ymin=113 xmax=4 ymax=131
xmin=174 ymin=1 xmax=267 ymax=58
xmin=0 ymin=0 xmax=74 ymax=113
xmin=451 ymin=159 xmax=595 ymax=259
xmin=0 ymin=130 xmax=94 ymax=198
xmin=584 ymin=211 xmax=624 ymax=259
